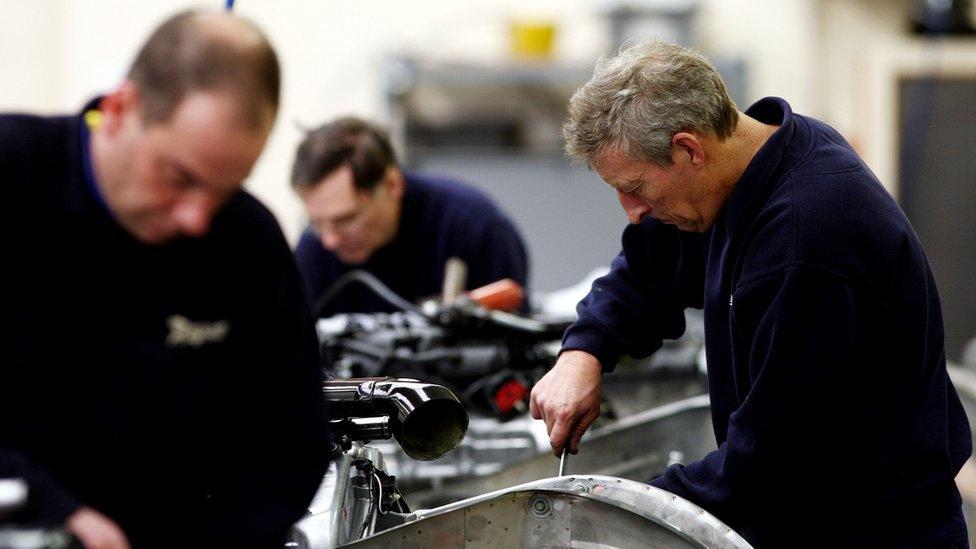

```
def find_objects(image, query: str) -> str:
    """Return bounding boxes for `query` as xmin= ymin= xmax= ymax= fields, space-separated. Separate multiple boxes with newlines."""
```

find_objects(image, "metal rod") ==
xmin=441 ymin=257 xmax=468 ymax=303
xmin=558 ymin=447 xmax=568 ymax=476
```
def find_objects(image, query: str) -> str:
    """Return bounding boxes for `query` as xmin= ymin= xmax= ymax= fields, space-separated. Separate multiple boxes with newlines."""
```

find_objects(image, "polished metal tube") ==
xmin=323 ymin=378 xmax=468 ymax=461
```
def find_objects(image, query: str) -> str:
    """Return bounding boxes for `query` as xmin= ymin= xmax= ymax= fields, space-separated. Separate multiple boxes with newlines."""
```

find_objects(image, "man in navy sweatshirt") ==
xmin=291 ymin=117 xmax=530 ymax=316
xmin=1 ymin=10 xmax=329 ymax=548
xmin=529 ymin=40 xmax=971 ymax=546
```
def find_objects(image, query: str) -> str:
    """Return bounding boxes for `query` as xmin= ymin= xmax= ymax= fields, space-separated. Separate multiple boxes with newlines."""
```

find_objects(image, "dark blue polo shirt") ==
xmin=295 ymin=171 xmax=530 ymax=316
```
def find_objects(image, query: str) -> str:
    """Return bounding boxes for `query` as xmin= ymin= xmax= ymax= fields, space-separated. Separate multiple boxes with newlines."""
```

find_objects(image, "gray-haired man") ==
xmin=530 ymin=40 xmax=970 ymax=546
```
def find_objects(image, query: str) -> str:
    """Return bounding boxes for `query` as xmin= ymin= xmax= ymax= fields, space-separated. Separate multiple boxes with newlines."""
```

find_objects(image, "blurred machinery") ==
xmin=0 ymin=480 xmax=75 ymax=549
xmin=317 ymin=271 xmax=570 ymax=420
xmin=314 ymin=268 xmax=709 ymax=498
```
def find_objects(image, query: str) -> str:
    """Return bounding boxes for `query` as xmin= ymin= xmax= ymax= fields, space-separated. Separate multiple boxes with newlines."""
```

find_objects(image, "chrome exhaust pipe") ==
xmin=324 ymin=378 xmax=468 ymax=461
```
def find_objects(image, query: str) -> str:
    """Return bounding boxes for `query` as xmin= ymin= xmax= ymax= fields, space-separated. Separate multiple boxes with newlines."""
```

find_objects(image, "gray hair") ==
xmin=563 ymin=40 xmax=738 ymax=167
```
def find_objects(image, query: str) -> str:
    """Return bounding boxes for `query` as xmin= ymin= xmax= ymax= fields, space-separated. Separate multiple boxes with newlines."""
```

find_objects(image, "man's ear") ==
xmin=97 ymin=81 xmax=140 ymax=135
xmin=671 ymin=132 xmax=705 ymax=169
xmin=383 ymin=167 xmax=405 ymax=201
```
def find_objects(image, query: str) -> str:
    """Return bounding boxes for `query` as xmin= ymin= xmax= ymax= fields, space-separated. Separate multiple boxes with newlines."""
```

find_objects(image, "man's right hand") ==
xmin=529 ymin=350 xmax=603 ymax=456
xmin=66 ymin=506 xmax=131 ymax=549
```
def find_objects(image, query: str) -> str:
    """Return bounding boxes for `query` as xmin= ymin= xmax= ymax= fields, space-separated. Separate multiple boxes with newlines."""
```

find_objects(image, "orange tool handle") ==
xmin=468 ymin=278 xmax=524 ymax=311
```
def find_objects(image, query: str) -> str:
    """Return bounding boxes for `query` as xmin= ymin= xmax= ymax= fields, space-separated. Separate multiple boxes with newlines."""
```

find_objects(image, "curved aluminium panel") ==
xmin=346 ymin=474 xmax=750 ymax=548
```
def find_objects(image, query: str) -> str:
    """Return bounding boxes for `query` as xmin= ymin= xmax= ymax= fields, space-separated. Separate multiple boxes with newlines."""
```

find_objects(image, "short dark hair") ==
xmin=127 ymin=9 xmax=280 ymax=127
xmin=291 ymin=117 xmax=398 ymax=191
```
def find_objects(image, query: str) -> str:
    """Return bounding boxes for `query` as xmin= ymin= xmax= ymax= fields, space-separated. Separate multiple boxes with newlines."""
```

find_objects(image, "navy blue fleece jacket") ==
xmin=1 ymin=106 xmax=330 ymax=548
xmin=562 ymin=97 xmax=971 ymax=547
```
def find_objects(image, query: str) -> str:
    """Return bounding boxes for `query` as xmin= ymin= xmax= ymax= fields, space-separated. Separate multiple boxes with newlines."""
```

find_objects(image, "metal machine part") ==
xmin=405 ymin=394 xmax=713 ymax=508
xmin=319 ymin=309 xmax=709 ymax=495
xmin=316 ymin=270 xmax=710 ymax=502
xmin=317 ymin=309 xmax=567 ymax=420
xmin=318 ymin=307 xmax=706 ymax=419
xmin=294 ymin=380 xmax=744 ymax=548
xmin=0 ymin=479 xmax=75 ymax=549
xmin=290 ymin=448 xmax=752 ymax=549
xmin=0 ymin=480 xmax=27 ymax=521
xmin=440 ymin=257 xmax=468 ymax=303
xmin=294 ymin=378 xmax=472 ymax=547
xmin=364 ymin=413 xmax=550 ymax=492
xmin=325 ymin=378 xmax=468 ymax=461
xmin=347 ymin=474 xmax=751 ymax=548
xmin=289 ymin=444 xmax=409 ymax=548
xmin=0 ymin=530 xmax=75 ymax=549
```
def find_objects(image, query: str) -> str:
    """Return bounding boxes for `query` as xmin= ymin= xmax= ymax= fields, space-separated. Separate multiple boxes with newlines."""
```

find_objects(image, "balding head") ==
xmin=90 ymin=9 xmax=280 ymax=245
xmin=127 ymin=9 xmax=280 ymax=128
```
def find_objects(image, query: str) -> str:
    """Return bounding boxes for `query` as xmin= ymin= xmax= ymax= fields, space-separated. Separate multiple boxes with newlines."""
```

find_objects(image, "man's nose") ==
xmin=174 ymin=194 xmax=214 ymax=238
xmin=321 ymin=229 xmax=344 ymax=251
xmin=617 ymin=190 xmax=649 ymax=224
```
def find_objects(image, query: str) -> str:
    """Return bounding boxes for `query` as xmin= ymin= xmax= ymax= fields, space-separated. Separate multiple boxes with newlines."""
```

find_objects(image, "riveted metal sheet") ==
xmin=345 ymin=475 xmax=750 ymax=548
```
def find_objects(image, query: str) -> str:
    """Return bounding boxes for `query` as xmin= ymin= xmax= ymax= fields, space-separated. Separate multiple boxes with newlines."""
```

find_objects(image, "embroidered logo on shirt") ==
xmin=165 ymin=315 xmax=230 ymax=348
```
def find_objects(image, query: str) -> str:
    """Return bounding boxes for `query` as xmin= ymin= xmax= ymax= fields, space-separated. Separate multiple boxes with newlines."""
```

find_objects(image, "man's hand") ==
xmin=66 ymin=506 xmax=131 ymax=549
xmin=530 ymin=350 xmax=603 ymax=456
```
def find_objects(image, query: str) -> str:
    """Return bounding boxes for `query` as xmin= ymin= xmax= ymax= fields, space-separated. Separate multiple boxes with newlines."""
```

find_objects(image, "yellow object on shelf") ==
xmin=510 ymin=20 xmax=556 ymax=60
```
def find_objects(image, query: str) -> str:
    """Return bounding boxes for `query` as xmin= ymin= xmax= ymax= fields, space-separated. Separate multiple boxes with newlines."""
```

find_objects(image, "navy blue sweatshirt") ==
xmin=1 ymin=107 xmax=330 ymax=547
xmin=295 ymin=171 xmax=530 ymax=316
xmin=563 ymin=98 xmax=971 ymax=546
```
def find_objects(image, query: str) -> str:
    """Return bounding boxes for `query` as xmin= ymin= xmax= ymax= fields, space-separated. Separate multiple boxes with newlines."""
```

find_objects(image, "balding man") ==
xmin=1 ymin=10 xmax=329 ymax=548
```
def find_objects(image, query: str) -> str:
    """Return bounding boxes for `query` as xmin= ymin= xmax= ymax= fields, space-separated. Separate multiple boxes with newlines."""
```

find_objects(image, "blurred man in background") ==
xmin=291 ymin=117 xmax=530 ymax=316
xmin=530 ymin=40 xmax=970 ymax=546
xmin=1 ymin=10 xmax=329 ymax=548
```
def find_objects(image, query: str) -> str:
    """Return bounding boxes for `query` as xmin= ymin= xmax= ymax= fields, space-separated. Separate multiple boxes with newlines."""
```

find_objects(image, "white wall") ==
xmin=0 ymin=0 xmax=608 ymax=242
xmin=697 ymin=0 xmax=820 ymax=114
xmin=0 ymin=0 xmax=922 ymax=242
xmin=0 ymin=0 xmax=64 ymax=113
